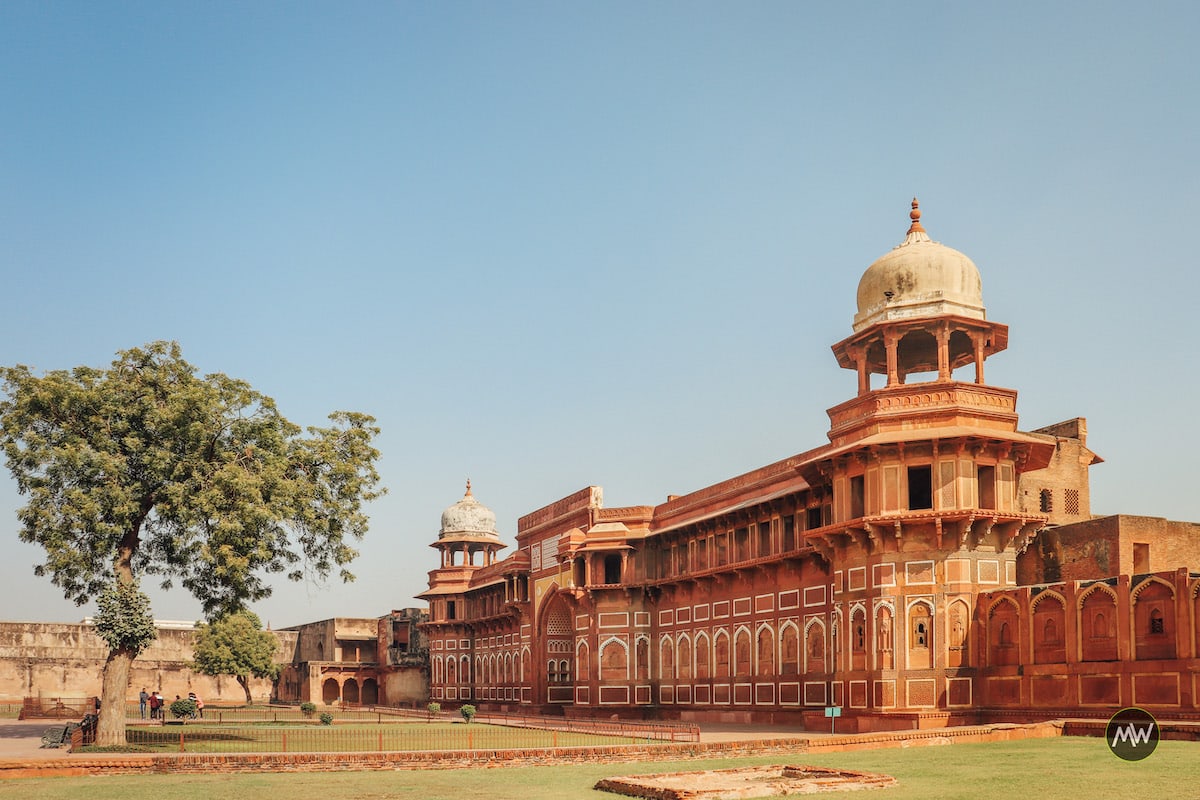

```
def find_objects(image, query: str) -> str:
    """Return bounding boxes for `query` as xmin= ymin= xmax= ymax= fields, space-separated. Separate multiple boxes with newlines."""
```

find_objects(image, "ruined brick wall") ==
xmin=1018 ymin=516 xmax=1121 ymax=584
xmin=0 ymin=622 xmax=297 ymax=705
xmin=1109 ymin=515 xmax=1200 ymax=576
xmin=1019 ymin=515 xmax=1200 ymax=585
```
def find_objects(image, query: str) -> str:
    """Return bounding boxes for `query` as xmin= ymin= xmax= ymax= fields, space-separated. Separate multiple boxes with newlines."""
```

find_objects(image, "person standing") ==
xmin=139 ymin=688 xmax=149 ymax=719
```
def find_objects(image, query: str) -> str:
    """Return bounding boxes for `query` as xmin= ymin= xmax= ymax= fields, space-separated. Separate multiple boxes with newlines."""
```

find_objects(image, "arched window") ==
xmin=908 ymin=603 xmax=933 ymax=669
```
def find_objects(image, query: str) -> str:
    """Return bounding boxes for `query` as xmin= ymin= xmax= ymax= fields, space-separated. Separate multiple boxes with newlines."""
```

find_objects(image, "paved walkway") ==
xmin=0 ymin=720 xmax=71 ymax=760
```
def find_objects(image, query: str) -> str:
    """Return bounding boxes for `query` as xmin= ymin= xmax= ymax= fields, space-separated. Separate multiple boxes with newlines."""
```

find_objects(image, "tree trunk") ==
xmin=95 ymin=646 xmax=134 ymax=747
xmin=237 ymin=674 xmax=252 ymax=705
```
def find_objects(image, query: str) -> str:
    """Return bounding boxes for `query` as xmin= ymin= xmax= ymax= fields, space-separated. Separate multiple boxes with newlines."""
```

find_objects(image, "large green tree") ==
xmin=193 ymin=610 xmax=282 ymax=704
xmin=0 ymin=341 xmax=384 ymax=745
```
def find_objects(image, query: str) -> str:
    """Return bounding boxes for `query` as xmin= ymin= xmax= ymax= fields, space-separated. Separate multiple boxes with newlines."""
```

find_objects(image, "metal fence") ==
xmin=18 ymin=696 xmax=97 ymax=719
xmin=120 ymin=721 xmax=675 ymax=754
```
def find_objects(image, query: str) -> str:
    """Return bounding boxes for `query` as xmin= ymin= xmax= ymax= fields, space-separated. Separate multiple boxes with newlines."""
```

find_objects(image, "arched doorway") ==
xmin=361 ymin=678 xmax=379 ymax=705
xmin=343 ymin=678 xmax=360 ymax=704
xmin=542 ymin=593 xmax=574 ymax=704
xmin=322 ymin=678 xmax=339 ymax=705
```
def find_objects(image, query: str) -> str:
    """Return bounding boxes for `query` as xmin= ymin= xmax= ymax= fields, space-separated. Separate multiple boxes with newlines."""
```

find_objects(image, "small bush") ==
xmin=169 ymin=698 xmax=197 ymax=719
xmin=460 ymin=704 xmax=476 ymax=723
xmin=319 ymin=712 xmax=333 ymax=725
xmin=299 ymin=702 xmax=317 ymax=717
xmin=426 ymin=702 xmax=440 ymax=722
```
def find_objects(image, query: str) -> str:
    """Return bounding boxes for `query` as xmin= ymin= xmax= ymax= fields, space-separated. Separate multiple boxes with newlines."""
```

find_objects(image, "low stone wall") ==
xmin=0 ymin=721 xmax=1063 ymax=779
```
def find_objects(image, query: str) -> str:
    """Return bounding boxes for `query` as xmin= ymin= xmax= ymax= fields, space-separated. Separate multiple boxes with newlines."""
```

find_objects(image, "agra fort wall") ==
xmin=0 ymin=620 xmax=297 ymax=706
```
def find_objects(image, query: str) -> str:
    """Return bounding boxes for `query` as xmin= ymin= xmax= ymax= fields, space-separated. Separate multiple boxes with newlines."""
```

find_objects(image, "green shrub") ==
xmin=460 ymin=704 xmax=476 ymax=723
xmin=169 ymin=698 xmax=197 ymax=719
xmin=319 ymin=712 xmax=333 ymax=725
xmin=426 ymin=702 xmax=441 ymax=722
xmin=299 ymin=702 xmax=317 ymax=717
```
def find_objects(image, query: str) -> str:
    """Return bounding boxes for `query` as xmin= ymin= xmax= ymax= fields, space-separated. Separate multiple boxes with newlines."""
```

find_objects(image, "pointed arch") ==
xmin=850 ymin=604 xmax=868 ymax=670
xmin=600 ymin=636 xmax=629 ymax=682
xmin=907 ymin=599 xmax=934 ymax=669
xmin=733 ymin=626 xmax=752 ymax=677
xmin=676 ymin=632 xmax=693 ymax=679
xmin=779 ymin=621 xmax=800 ymax=676
xmin=987 ymin=596 xmax=1020 ymax=666
xmin=756 ymin=623 xmax=776 ymax=676
xmin=575 ymin=638 xmax=592 ymax=682
xmin=1133 ymin=576 xmax=1176 ymax=660
xmin=1079 ymin=583 xmax=1119 ymax=661
xmin=694 ymin=631 xmax=711 ymax=679
xmin=635 ymin=634 xmax=650 ymax=681
xmin=659 ymin=634 xmax=675 ymax=680
xmin=947 ymin=599 xmax=970 ymax=667
xmin=873 ymin=602 xmax=894 ymax=669
xmin=1031 ymin=590 xmax=1066 ymax=663
xmin=803 ymin=618 xmax=826 ymax=673
xmin=713 ymin=628 xmax=731 ymax=678
xmin=830 ymin=608 xmax=844 ymax=672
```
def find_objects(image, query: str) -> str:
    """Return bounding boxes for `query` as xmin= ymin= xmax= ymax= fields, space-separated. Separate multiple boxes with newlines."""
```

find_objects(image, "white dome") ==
xmin=853 ymin=200 xmax=985 ymax=332
xmin=439 ymin=481 xmax=499 ymax=540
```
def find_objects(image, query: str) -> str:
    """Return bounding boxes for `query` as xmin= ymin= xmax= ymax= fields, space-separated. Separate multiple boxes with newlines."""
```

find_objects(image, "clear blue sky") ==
xmin=2 ymin=2 xmax=1196 ymax=627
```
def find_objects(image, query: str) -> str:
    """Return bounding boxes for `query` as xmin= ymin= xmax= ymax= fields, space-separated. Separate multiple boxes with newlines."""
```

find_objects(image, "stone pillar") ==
xmin=885 ymin=331 xmax=900 ymax=387
xmin=936 ymin=325 xmax=951 ymax=381
xmin=972 ymin=333 xmax=986 ymax=384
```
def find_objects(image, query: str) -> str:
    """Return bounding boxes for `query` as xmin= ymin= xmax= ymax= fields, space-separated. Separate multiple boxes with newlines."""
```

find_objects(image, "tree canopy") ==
xmin=192 ymin=610 xmax=282 ymax=704
xmin=0 ymin=341 xmax=384 ymax=743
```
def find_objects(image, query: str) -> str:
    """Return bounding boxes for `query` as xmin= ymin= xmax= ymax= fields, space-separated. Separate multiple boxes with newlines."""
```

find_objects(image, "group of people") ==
xmin=138 ymin=688 xmax=204 ymax=720
xmin=139 ymin=688 xmax=166 ymax=719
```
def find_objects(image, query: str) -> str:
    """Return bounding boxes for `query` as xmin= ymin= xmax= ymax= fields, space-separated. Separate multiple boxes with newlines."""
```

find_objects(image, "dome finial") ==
xmin=907 ymin=197 xmax=925 ymax=234
xmin=465 ymin=478 xmax=472 ymax=497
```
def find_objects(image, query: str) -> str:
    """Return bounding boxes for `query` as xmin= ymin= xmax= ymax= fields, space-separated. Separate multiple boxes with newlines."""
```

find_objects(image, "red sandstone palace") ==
xmin=417 ymin=200 xmax=1200 ymax=731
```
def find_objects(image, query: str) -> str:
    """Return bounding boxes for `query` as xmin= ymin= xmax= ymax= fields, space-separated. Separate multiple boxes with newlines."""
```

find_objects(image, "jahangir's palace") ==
xmin=5 ymin=201 xmax=1198 ymax=732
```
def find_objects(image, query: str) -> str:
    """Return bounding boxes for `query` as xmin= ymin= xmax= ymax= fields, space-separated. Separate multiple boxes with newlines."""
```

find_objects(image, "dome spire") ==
xmin=907 ymin=197 xmax=925 ymax=234
xmin=465 ymin=478 xmax=472 ymax=497
xmin=900 ymin=197 xmax=932 ymax=246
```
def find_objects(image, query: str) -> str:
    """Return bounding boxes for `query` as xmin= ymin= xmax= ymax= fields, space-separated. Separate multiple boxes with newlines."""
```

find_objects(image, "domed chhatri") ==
xmin=853 ymin=199 xmax=985 ymax=332
xmin=439 ymin=479 xmax=500 ymax=540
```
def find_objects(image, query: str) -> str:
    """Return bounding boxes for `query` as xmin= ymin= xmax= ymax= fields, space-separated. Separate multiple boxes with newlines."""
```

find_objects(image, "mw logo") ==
xmin=1110 ymin=723 xmax=1154 ymax=748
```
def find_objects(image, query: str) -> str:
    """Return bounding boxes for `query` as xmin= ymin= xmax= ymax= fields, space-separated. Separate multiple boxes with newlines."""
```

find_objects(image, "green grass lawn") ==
xmin=7 ymin=737 xmax=1197 ymax=799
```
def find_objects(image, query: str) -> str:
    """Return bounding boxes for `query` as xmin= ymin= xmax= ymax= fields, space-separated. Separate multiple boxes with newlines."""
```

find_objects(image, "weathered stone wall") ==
xmin=1018 ymin=418 xmax=1094 ymax=526
xmin=380 ymin=664 xmax=428 ymax=707
xmin=0 ymin=621 xmax=297 ymax=706
xmin=1019 ymin=515 xmax=1200 ymax=584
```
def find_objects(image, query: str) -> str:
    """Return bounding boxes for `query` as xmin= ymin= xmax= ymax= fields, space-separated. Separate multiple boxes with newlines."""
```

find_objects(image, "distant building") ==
xmin=418 ymin=200 xmax=1200 ymax=730
xmin=277 ymin=609 xmax=428 ymax=707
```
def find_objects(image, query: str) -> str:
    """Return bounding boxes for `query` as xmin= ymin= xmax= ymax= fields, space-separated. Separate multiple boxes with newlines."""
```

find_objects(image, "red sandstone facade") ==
xmin=417 ymin=201 xmax=1198 ymax=730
